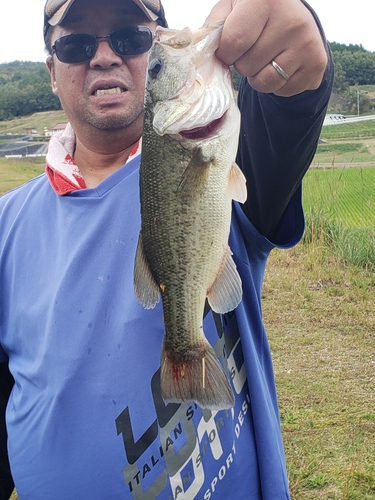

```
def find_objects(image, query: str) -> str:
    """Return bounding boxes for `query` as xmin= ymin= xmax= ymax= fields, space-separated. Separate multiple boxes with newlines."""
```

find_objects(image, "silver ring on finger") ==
xmin=271 ymin=60 xmax=290 ymax=81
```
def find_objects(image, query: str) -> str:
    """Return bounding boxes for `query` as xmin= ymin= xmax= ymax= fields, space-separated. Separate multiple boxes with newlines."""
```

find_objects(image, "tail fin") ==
xmin=161 ymin=341 xmax=235 ymax=410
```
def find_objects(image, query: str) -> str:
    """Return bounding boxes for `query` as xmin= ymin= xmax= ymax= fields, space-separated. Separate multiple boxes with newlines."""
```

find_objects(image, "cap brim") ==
xmin=48 ymin=0 xmax=76 ymax=26
xmin=132 ymin=0 xmax=159 ymax=21
xmin=48 ymin=0 xmax=159 ymax=27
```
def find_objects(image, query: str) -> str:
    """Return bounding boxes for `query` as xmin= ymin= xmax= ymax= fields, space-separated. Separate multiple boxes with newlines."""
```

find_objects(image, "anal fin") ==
xmin=207 ymin=246 xmax=242 ymax=313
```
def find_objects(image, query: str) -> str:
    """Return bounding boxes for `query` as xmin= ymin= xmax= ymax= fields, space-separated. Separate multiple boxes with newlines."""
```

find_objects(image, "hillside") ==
xmin=0 ymin=110 xmax=67 ymax=158
xmin=0 ymin=110 xmax=67 ymax=135
xmin=0 ymin=61 xmax=61 ymax=121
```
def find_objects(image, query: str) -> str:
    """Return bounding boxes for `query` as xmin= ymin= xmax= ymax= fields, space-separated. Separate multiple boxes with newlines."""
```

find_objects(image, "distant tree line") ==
xmin=0 ymin=61 xmax=61 ymax=121
xmin=0 ymin=41 xmax=374 ymax=121
xmin=231 ymin=42 xmax=375 ymax=94
xmin=330 ymin=42 xmax=375 ymax=92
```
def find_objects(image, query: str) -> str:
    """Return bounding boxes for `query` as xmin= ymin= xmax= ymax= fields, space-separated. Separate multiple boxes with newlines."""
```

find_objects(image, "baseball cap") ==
xmin=43 ymin=0 xmax=168 ymax=39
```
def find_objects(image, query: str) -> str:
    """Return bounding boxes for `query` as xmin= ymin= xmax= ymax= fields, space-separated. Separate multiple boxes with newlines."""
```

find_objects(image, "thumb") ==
xmin=203 ymin=0 xmax=232 ymax=26
xmin=203 ymin=0 xmax=239 ymax=65
xmin=203 ymin=0 xmax=260 ymax=66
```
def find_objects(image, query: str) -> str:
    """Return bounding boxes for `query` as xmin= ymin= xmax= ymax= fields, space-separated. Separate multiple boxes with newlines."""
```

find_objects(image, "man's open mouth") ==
xmin=94 ymin=86 xmax=125 ymax=97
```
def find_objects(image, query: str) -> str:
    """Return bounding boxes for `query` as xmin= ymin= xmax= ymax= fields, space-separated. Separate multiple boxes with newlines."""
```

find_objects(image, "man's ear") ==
xmin=46 ymin=56 xmax=59 ymax=96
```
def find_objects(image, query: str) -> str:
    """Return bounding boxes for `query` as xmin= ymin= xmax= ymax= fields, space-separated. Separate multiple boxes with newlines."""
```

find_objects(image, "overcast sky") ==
xmin=0 ymin=0 xmax=373 ymax=64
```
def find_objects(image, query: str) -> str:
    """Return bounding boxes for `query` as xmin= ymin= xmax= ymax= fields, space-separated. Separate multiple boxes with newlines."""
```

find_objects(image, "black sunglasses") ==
xmin=51 ymin=26 xmax=154 ymax=64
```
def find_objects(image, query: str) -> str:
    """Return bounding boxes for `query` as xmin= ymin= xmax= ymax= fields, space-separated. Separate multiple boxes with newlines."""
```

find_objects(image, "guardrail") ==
xmin=5 ymin=154 xmax=46 ymax=159
xmin=323 ymin=115 xmax=375 ymax=126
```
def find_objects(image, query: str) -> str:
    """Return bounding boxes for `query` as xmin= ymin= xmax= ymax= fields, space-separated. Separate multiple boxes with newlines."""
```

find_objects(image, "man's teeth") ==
xmin=95 ymin=87 xmax=123 ymax=96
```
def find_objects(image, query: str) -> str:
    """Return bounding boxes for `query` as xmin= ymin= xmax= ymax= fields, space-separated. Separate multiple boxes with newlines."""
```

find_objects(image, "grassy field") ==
xmin=0 ymin=110 xmax=67 ymax=135
xmin=270 ymin=119 xmax=375 ymax=498
xmin=0 ymin=157 xmax=45 ymax=195
xmin=313 ymin=118 xmax=375 ymax=165
xmin=303 ymin=167 xmax=375 ymax=227
xmin=275 ymin=150 xmax=374 ymax=496
xmin=313 ymin=141 xmax=375 ymax=164
xmin=264 ymin=244 xmax=375 ymax=499
xmin=2 ymin=118 xmax=375 ymax=499
xmin=320 ymin=120 xmax=375 ymax=142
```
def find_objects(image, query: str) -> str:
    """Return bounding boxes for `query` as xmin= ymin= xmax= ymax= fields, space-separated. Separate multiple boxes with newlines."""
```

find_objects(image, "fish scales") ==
xmin=134 ymin=22 xmax=247 ymax=409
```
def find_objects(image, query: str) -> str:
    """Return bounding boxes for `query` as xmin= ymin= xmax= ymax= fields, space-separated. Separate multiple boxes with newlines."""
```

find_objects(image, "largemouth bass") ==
xmin=134 ymin=22 xmax=247 ymax=409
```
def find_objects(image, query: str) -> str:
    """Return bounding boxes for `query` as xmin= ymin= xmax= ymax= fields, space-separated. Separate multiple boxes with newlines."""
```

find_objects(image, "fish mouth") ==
xmin=179 ymin=115 xmax=224 ymax=140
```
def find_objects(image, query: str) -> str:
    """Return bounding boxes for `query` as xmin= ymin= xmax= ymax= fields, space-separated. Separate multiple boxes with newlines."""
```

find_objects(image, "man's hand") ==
xmin=205 ymin=0 xmax=328 ymax=97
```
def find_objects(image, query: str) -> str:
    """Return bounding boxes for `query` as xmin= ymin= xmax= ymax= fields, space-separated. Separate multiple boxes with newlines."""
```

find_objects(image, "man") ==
xmin=0 ymin=0 xmax=333 ymax=498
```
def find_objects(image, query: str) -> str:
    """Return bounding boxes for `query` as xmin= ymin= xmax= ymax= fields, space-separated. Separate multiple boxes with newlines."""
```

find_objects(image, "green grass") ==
xmin=268 ymin=161 xmax=375 ymax=498
xmin=263 ymin=244 xmax=375 ymax=499
xmin=309 ymin=220 xmax=375 ymax=270
xmin=360 ymin=85 xmax=375 ymax=93
xmin=314 ymin=142 xmax=375 ymax=164
xmin=303 ymin=167 xmax=375 ymax=227
xmin=321 ymin=119 xmax=375 ymax=141
xmin=302 ymin=167 xmax=375 ymax=270
xmin=314 ymin=119 xmax=375 ymax=164
xmin=0 ymin=110 xmax=66 ymax=135
xmin=0 ymin=157 xmax=45 ymax=195
xmin=318 ymin=143 xmax=365 ymax=154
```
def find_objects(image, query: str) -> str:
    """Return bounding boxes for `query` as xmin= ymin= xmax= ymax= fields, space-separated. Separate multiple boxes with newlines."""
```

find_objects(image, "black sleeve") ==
xmin=0 ymin=362 xmax=14 ymax=500
xmin=236 ymin=8 xmax=334 ymax=240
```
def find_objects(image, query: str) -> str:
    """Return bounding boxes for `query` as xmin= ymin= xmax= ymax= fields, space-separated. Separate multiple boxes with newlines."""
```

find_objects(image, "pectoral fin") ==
xmin=207 ymin=246 xmax=242 ymax=313
xmin=227 ymin=162 xmax=247 ymax=203
xmin=134 ymin=233 xmax=160 ymax=309
xmin=177 ymin=148 xmax=212 ymax=193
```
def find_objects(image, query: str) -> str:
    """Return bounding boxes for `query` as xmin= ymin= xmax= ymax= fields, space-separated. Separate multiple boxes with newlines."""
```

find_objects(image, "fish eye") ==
xmin=148 ymin=59 xmax=163 ymax=79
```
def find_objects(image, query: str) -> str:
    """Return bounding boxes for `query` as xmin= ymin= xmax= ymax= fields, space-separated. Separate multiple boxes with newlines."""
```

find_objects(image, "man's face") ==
xmin=47 ymin=0 xmax=156 ymax=138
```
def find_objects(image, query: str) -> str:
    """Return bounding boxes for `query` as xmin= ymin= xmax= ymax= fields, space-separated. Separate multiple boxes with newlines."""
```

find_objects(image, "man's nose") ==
xmin=89 ymin=38 xmax=122 ymax=68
